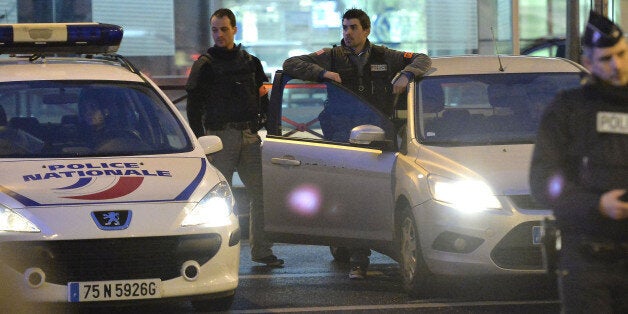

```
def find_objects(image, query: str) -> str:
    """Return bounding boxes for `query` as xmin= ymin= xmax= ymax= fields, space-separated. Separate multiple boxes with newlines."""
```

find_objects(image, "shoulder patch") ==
xmin=403 ymin=52 xmax=413 ymax=59
xmin=315 ymin=49 xmax=325 ymax=55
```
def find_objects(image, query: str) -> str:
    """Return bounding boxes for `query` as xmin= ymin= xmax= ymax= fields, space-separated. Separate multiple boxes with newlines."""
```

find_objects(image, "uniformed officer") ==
xmin=529 ymin=11 xmax=628 ymax=313
xmin=282 ymin=8 xmax=431 ymax=280
xmin=186 ymin=8 xmax=283 ymax=267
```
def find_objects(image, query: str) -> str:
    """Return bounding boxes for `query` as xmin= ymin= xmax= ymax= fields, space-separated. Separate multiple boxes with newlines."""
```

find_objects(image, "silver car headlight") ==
xmin=0 ymin=205 xmax=40 ymax=232
xmin=181 ymin=181 xmax=234 ymax=227
xmin=427 ymin=174 xmax=502 ymax=212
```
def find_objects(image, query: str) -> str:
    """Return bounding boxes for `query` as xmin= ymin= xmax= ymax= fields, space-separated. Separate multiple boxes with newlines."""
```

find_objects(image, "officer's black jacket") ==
xmin=185 ymin=44 xmax=269 ymax=137
xmin=530 ymin=77 xmax=628 ymax=241
xmin=282 ymin=39 xmax=431 ymax=116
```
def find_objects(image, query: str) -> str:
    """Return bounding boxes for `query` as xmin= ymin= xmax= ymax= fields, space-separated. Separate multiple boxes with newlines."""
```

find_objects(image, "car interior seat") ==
xmin=419 ymin=80 xmax=445 ymax=138
xmin=438 ymin=109 xmax=471 ymax=136
xmin=487 ymin=84 xmax=533 ymax=132
xmin=9 ymin=117 xmax=43 ymax=138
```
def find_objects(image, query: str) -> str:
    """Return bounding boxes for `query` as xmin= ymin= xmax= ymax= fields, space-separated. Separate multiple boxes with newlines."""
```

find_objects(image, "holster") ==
xmin=541 ymin=218 xmax=560 ymax=274
xmin=578 ymin=238 xmax=628 ymax=262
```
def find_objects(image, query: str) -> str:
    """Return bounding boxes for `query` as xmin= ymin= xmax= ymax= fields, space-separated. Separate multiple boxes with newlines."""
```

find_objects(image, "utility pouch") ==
xmin=579 ymin=239 xmax=627 ymax=261
xmin=541 ymin=218 xmax=561 ymax=274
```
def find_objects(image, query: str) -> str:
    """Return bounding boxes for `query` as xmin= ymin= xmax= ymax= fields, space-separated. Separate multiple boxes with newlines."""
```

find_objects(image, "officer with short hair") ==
xmin=530 ymin=11 xmax=627 ymax=313
xmin=283 ymin=8 xmax=431 ymax=117
xmin=282 ymin=8 xmax=431 ymax=280
xmin=186 ymin=8 xmax=283 ymax=267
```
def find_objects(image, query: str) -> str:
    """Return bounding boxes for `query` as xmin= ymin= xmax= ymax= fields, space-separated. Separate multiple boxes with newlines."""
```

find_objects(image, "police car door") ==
xmin=262 ymin=72 xmax=397 ymax=248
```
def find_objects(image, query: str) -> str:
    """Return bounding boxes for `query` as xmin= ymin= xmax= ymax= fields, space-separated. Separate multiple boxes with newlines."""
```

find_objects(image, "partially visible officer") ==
xmin=186 ymin=8 xmax=283 ymax=267
xmin=283 ymin=8 xmax=431 ymax=280
xmin=530 ymin=11 xmax=627 ymax=313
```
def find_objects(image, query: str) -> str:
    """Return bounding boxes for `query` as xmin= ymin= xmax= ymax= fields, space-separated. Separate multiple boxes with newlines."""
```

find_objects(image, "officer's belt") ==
xmin=579 ymin=239 xmax=628 ymax=260
xmin=209 ymin=121 xmax=253 ymax=131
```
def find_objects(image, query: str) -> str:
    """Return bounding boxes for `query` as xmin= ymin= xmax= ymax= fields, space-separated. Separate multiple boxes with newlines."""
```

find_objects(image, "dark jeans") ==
xmin=557 ymin=236 xmax=628 ymax=314
xmin=349 ymin=247 xmax=371 ymax=268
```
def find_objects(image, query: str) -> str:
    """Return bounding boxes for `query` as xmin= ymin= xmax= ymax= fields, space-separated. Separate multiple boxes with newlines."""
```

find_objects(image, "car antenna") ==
xmin=491 ymin=27 xmax=505 ymax=72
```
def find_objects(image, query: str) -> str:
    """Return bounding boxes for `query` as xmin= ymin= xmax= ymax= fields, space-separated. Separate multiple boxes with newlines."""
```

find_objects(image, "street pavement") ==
xmin=34 ymin=239 xmax=559 ymax=313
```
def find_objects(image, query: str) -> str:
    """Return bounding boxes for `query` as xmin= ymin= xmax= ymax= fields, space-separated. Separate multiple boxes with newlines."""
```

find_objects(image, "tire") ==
xmin=397 ymin=205 xmax=432 ymax=296
xmin=191 ymin=294 xmax=235 ymax=312
xmin=329 ymin=246 xmax=350 ymax=263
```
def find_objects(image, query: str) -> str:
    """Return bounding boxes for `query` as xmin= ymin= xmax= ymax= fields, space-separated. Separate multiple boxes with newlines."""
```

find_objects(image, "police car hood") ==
xmin=0 ymin=157 xmax=219 ymax=208
xmin=418 ymin=144 xmax=533 ymax=195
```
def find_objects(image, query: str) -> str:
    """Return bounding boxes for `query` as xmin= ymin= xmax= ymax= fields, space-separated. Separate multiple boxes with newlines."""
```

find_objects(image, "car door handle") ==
xmin=271 ymin=156 xmax=301 ymax=166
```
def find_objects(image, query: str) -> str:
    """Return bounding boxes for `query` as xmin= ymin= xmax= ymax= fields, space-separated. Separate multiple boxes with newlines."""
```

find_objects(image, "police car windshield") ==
xmin=0 ymin=81 xmax=193 ymax=157
xmin=416 ymin=73 xmax=582 ymax=145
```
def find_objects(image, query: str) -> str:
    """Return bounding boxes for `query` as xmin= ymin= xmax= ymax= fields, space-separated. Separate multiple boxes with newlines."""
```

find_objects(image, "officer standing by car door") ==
xmin=529 ymin=11 xmax=627 ymax=313
xmin=186 ymin=8 xmax=283 ymax=267
xmin=282 ymin=8 xmax=431 ymax=280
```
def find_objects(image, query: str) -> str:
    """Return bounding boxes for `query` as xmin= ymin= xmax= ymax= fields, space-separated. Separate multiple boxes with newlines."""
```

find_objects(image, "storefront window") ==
xmin=0 ymin=0 xmax=623 ymax=76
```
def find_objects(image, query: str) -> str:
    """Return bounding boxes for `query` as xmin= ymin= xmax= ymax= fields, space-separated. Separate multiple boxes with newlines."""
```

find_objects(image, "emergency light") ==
xmin=0 ymin=23 xmax=123 ymax=55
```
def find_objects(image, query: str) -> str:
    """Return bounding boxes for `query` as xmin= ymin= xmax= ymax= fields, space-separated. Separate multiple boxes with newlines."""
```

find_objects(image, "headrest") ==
xmin=420 ymin=80 xmax=444 ymax=113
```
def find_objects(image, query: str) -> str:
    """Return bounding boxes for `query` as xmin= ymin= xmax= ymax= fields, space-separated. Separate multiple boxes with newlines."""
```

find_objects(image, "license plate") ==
xmin=532 ymin=225 xmax=542 ymax=245
xmin=68 ymin=278 xmax=162 ymax=302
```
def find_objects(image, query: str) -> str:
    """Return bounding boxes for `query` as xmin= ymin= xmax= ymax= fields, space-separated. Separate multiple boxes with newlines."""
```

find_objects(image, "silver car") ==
xmin=262 ymin=55 xmax=586 ymax=295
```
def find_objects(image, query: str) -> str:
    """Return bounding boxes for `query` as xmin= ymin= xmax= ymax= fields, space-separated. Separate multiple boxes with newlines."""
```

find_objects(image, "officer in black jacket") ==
xmin=186 ymin=8 xmax=283 ymax=267
xmin=283 ymin=8 xmax=431 ymax=280
xmin=530 ymin=11 xmax=627 ymax=313
xmin=283 ymin=9 xmax=431 ymax=117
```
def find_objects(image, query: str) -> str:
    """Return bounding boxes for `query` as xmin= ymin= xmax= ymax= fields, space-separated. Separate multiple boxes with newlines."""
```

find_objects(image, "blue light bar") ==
xmin=0 ymin=23 xmax=123 ymax=55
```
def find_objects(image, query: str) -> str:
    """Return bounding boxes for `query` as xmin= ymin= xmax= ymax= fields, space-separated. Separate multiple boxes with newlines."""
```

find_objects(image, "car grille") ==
xmin=508 ymin=194 xmax=546 ymax=210
xmin=490 ymin=221 xmax=543 ymax=270
xmin=0 ymin=234 xmax=222 ymax=285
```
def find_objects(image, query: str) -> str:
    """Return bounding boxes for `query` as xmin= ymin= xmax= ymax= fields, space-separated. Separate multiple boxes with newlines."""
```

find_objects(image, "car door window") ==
xmin=278 ymin=77 xmax=394 ymax=144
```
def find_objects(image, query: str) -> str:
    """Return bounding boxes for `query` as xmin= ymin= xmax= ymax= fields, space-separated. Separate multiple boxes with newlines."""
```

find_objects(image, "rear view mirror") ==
xmin=43 ymin=92 xmax=78 ymax=105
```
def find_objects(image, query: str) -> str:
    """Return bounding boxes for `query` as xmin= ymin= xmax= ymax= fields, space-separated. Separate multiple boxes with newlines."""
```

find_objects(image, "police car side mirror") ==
xmin=198 ymin=135 xmax=223 ymax=154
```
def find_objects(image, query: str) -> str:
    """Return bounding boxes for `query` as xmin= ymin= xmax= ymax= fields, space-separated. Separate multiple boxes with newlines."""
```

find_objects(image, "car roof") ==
xmin=0 ymin=58 xmax=145 ymax=83
xmin=427 ymin=55 xmax=586 ymax=76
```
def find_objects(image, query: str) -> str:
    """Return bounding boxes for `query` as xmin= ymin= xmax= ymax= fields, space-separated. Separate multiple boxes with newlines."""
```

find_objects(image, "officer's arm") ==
xmin=282 ymin=49 xmax=332 ymax=82
xmin=185 ymin=59 xmax=210 ymax=138
xmin=385 ymin=48 xmax=432 ymax=80
xmin=253 ymin=56 xmax=270 ymax=115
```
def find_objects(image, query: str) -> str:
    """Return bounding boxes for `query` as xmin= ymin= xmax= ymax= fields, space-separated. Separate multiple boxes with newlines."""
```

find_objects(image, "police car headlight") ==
xmin=182 ymin=181 xmax=234 ymax=227
xmin=0 ymin=206 xmax=40 ymax=232
xmin=427 ymin=174 xmax=502 ymax=212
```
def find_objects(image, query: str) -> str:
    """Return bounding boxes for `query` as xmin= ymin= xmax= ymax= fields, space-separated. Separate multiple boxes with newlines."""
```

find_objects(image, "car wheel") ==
xmin=329 ymin=246 xmax=350 ymax=263
xmin=397 ymin=205 xmax=432 ymax=296
xmin=191 ymin=294 xmax=235 ymax=312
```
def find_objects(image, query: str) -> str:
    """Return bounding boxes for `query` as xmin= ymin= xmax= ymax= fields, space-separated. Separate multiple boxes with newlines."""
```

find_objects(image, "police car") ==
xmin=262 ymin=55 xmax=587 ymax=295
xmin=0 ymin=23 xmax=239 ymax=311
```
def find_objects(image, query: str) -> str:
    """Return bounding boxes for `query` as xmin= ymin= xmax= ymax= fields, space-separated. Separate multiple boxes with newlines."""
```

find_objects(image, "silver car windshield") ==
xmin=415 ymin=73 xmax=582 ymax=145
xmin=0 ymin=81 xmax=193 ymax=157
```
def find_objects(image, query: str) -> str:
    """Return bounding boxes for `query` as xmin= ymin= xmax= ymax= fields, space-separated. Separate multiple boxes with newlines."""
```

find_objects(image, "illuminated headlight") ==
xmin=182 ymin=181 xmax=234 ymax=227
xmin=0 ymin=206 xmax=40 ymax=232
xmin=427 ymin=174 xmax=502 ymax=212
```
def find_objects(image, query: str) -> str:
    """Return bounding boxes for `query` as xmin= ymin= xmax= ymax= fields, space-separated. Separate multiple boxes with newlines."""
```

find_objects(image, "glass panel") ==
xmin=279 ymin=79 xmax=393 ymax=143
xmin=416 ymin=73 xmax=582 ymax=146
xmin=318 ymin=82 xmax=390 ymax=143
xmin=280 ymin=79 xmax=326 ymax=139
xmin=0 ymin=81 xmax=192 ymax=158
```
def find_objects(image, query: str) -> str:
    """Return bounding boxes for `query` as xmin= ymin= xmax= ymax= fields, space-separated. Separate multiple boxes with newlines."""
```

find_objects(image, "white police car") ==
xmin=0 ymin=23 xmax=239 ymax=311
xmin=262 ymin=55 xmax=587 ymax=295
